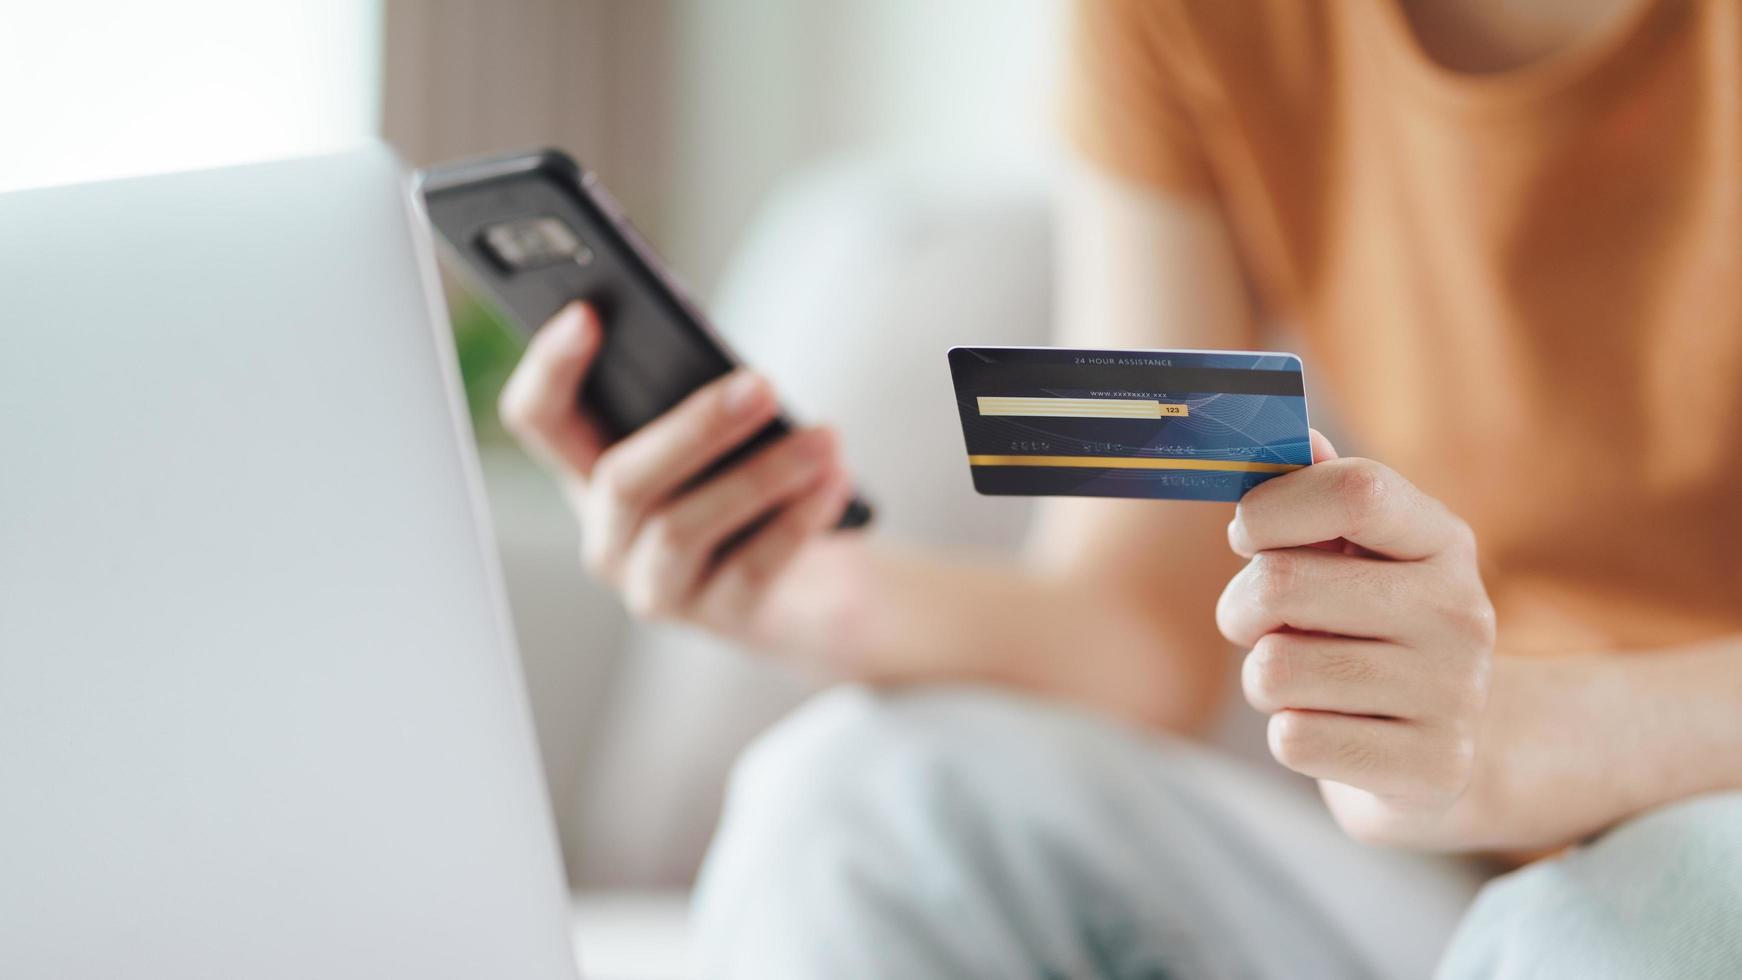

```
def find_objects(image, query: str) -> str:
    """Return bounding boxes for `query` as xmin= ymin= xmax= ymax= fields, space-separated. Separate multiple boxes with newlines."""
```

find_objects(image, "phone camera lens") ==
xmin=480 ymin=216 xmax=589 ymax=271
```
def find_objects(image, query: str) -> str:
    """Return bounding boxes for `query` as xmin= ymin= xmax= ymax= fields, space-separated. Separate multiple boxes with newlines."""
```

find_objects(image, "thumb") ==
xmin=1309 ymin=427 xmax=1339 ymax=463
xmin=498 ymin=301 xmax=608 ymax=475
xmin=1304 ymin=427 xmax=1358 ymax=554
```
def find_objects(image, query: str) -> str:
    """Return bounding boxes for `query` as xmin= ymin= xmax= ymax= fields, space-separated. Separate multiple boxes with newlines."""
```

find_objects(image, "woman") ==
xmin=502 ymin=1 xmax=1742 ymax=975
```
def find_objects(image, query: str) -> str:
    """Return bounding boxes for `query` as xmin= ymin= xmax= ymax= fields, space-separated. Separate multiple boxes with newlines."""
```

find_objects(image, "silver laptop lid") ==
xmin=0 ymin=146 xmax=577 ymax=979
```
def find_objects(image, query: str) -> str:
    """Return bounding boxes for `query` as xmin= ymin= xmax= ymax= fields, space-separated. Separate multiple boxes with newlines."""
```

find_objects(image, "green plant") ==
xmin=448 ymin=289 xmax=526 ymax=443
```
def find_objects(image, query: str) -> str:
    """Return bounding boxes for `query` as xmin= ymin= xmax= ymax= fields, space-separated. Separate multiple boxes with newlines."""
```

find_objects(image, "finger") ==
xmin=1283 ymin=428 xmax=1344 ymax=554
xmin=1216 ymin=547 xmax=1444 ymax=647
xmin=1309 ymin=427 xmax=1340 ymax=463
xmin=498 ymin=302 xmax=609 ymax=474
xmin=586 ymin=368 xmax=778 ymax=517
xmin=699 ymin=464 xmax=853 ymax=618
xmin=1230 ymin=457 xmax=1468 ymax=561
xmin=662 ymin=428 xmax=837 ymax=551
xmin=619 ymin=429 xmax=837 ymax=613
xmin=1268 ymin=710 xmax=1471 ymax=802
xmin=1242 ymin=633 xmax=1436 ymax=720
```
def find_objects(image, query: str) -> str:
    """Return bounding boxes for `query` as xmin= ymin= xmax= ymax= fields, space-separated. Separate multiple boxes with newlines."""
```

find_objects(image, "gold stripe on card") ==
xmin=975 ymin=397 xmax=1188 ymax=419
xmin=967 ymin=455 xmax=1301 ymax=474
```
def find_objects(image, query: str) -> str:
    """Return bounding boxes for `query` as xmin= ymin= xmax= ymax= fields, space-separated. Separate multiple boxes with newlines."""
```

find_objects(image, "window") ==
xmin=0 ymin=0 xmax=381 ymax=192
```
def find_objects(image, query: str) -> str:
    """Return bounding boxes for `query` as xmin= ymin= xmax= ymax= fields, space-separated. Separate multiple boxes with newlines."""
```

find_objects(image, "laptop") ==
xmin=0 ymin=146 xmax=580 ymax=979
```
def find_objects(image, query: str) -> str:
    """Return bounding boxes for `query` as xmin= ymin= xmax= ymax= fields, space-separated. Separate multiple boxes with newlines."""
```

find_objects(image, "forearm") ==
xmin=1462 ymin=638 xmax=1742 ymax=852
xmin=785 ymin=537 xmax=1235 ymax=734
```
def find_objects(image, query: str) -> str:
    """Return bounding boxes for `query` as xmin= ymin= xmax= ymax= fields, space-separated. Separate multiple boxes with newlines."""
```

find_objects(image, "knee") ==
xmin=715 ymin=685 xmax=1047 ymax=848
xmin=1566 ymin=792 xmax=1742 ymax=901
xmin=723 ymin=685 xmax=911 ymax=820
xmin=1612 ymin=791 xmax=1742 ymax=858
xmin=705 ymin=683 xmax=1166 ymax=881
xmin=1442 ymin=793 xmax=1742 ymax=978
xmin=694 ymin=685 xmax=1051 ymax=932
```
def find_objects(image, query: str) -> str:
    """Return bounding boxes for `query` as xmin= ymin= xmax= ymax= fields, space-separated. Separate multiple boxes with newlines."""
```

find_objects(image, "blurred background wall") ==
xmin=0 ymin=0 xmax=381 ymax=192
xmin=3 ymin=0 xmax=1060 ymax=295
xmin=377 ymin=0 xmax=1064 ymax=889
xmin=381 ymin=0 xmax=1062 ymax=300
xmin=1 ymin=0 xmax=1064 ymax=892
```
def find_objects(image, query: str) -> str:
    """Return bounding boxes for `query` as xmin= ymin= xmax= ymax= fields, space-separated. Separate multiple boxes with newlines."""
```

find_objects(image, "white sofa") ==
xmin=502 ymin=161 xmax=1056 ymax=883
xmin=481 ymin=162 xmax=1054 ymax=974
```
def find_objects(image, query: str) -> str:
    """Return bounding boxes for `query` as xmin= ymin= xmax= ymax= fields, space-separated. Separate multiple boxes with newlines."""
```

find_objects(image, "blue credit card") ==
xmin=947 ymin=346 xmax=1311 ymax=502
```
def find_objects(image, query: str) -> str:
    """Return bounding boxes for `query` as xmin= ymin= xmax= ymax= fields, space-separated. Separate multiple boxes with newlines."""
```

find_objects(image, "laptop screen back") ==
xmin=0 ymin=147 xmax=578 ymax=979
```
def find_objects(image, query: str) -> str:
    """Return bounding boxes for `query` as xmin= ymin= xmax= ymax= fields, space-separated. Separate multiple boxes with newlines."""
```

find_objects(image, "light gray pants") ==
xmin=692 ymin=687 xmax=1742 ymax=979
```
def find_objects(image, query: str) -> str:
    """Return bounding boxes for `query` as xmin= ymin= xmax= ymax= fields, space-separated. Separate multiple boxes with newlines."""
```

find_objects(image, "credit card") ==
xmin=947 ymin=346 xmax=1311 ymax=502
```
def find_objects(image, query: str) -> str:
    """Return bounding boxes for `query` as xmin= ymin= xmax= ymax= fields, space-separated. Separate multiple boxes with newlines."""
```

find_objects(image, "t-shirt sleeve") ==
xmin=1060 ymin=0 xmax=1215 ymax=196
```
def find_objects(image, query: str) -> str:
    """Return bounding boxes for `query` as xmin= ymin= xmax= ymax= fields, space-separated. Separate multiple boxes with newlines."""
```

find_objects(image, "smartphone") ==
xmin=417 ymin=149 xmax=871 ymax=529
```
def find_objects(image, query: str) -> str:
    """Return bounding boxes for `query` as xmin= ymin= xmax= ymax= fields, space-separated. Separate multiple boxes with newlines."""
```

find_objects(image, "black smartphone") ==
xmin=417 ymin=149 xmax=871 ymax=529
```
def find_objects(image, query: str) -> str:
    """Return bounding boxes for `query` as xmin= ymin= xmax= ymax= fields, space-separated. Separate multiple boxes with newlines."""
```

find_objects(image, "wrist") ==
xmin=791 ymin=545 xmax=1077 ymax=693
xmin=1456 ymin=652 xmax=1637 ymax=852
xmin=758 ymin=533 xmax=883 ymax=679
xmin=766 ymin=537 xmax=985 ymax=688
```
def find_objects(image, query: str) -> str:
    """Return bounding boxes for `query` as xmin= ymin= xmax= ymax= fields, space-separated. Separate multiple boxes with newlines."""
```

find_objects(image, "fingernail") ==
xmin=722 ymin=371 xmax=766 ymax=416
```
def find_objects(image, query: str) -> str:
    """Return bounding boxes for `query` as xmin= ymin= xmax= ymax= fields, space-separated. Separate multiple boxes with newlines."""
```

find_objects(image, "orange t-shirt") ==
xmin=1065 ymin=0 xmax=1742 ymax=657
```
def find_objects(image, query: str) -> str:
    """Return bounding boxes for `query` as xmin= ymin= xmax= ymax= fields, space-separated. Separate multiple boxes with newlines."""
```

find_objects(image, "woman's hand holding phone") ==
xmin=500 ymin=302 xmax=862 ymax=651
